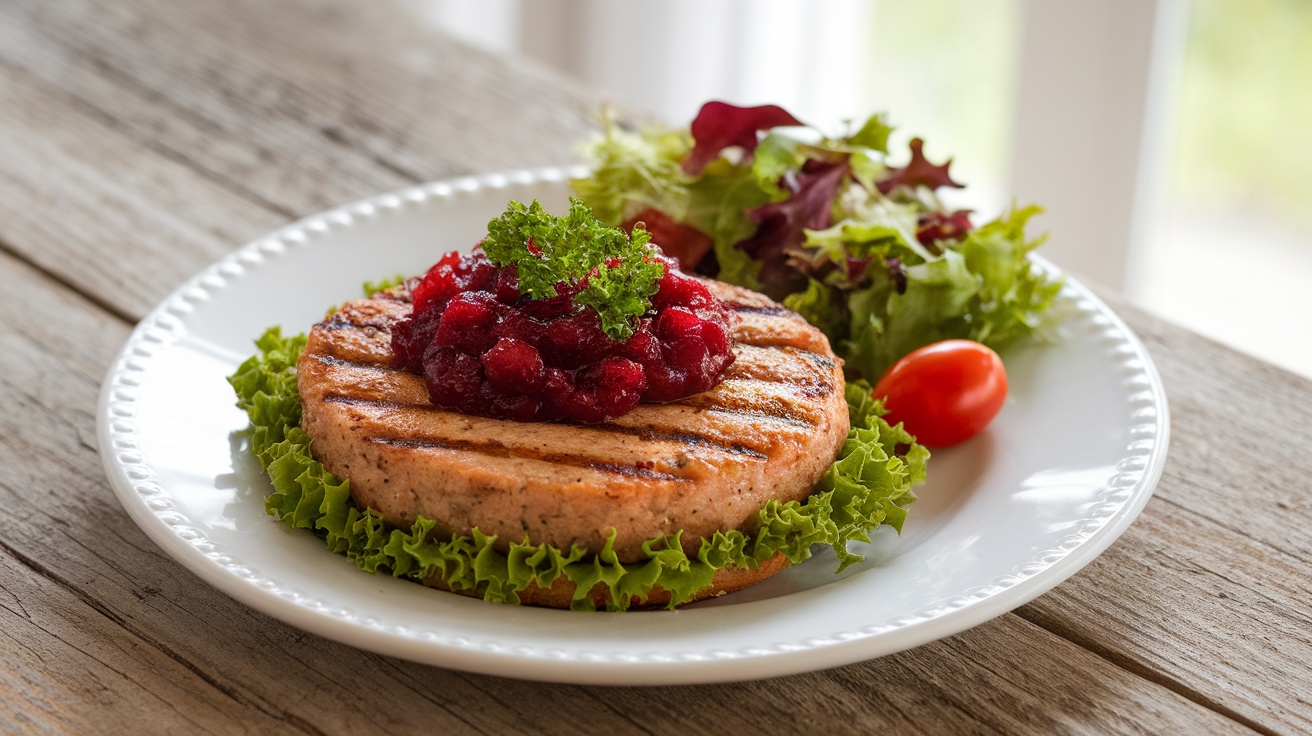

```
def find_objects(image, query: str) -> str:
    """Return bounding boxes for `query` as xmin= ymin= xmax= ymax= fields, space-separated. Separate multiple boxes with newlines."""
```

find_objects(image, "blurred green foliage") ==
xmin=1174 ymin=0 xmax=1312 ymax=225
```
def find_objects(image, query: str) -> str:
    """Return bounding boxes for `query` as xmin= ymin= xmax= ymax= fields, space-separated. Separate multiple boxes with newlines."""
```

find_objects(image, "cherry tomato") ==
xmin=872 ymin=339 xmax=1007 ymax=448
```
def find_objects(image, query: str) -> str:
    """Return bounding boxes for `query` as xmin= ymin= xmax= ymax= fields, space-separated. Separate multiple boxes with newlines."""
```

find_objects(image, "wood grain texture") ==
xmin=0 ymin=0 xmax=1308 ymax=733
xmin=0 ymin=66 xmax=282 ymax=322
xmin=1120 ymin=301 xmax=1312 ymax=561
xmin=0 ymin=0 xmax=601 ymax=243
xmin=1020 ymin=501 xmax=1312 ymax=735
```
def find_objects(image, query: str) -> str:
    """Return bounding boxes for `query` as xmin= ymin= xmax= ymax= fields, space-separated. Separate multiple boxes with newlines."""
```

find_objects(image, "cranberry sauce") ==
xmin=391 ymin=249 xmax=736 ymax=423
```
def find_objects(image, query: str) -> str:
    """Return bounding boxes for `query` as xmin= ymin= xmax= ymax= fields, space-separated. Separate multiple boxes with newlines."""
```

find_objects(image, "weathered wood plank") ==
xmin=1118 ymin=300 xmax=1312 ymax=562
xmin=1020 ymin=499 xmax=1312 ymax=735
xmin=0 ymin=0 xmax=601 ymax=222
xmin=0 ymin=542 xmax=265 ymax=735
xmin=0 ymin=64 xmax=284 ymax=320
xmin=0 ymin=255 xmax=305 ymax=735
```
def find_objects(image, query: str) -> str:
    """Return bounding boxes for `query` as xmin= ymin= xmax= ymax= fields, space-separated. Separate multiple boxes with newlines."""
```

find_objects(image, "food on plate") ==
xmin=871 ymin=339 xmax=1007 ymax=448
xmin=572 ymin=100 xmax=1063 ymax=383
xmin=228 ymin=199 xmax=927 ymax=611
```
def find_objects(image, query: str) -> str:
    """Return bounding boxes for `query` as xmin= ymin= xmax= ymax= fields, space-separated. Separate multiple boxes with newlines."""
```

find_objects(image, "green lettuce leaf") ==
xmin=228 ymin=326 xmax=926 ymax=612
xmin=571 ymin=116 xmax=693 ymax=228
xmin=845 ymin=250 xmax=980 ymax=380
xmin=841 ymin=205 xmax=1063 ymax=379
xmin=954 ymin=205 xmax=1063 ymax=348
xmin=848 ymin=113 xmax=894 ymax=154
xmin=681 ymin=158 xmax=776 ymax=290
xmin=804 ymin=198 xmax=931 ymax=266
xmin=362 ymin=275 xmax=406 ymax=297
xmin=783 ymin=278 xmax=848 ymax=342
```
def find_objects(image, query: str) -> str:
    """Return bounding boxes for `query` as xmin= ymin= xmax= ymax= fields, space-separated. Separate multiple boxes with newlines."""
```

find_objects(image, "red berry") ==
xmin=622 ymin=320 xmax=660 ymax=364
xmin=701 ymin=319 xmax=731 ymax=356
xmin=657 ymin=307 xmax=703 ymax=342
xmin=411 ymin=252 xmax=463 ymax=312
xmin=653 ymin=269 xmax=717 ymax=312
xmin=563 ymin=389 xmax=607 ymax=424
xmin=434 ymin=293 xmax=499 ymax=353
xmin=666 ymin=335 xmax=711 ymax=373
xmin=423 ymin=350 xmax=484 ymax=413
xmin=491 ymin=394 xmax=543 ymax=422
xmin=520 ymin=290 xmax=574 ymax=320
xmin=583 ymin=357 xmax=647 ymax=418
xmin=643 ymin=362 xmax=687 ymax=403
xmin=495 ymin=267 xmax=521 ymax=304
xmin=543 ymin=310 xmax=618 ymax=370
xmin=482 ymin=338 xmax=546 ymax=394
xmin=459 ymin=257 xmax=496 ymax=294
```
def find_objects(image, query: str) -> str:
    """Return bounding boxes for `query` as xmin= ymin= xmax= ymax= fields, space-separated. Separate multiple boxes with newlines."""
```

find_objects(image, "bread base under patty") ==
xmin=422 ymin=551 xmax=791 ymax=609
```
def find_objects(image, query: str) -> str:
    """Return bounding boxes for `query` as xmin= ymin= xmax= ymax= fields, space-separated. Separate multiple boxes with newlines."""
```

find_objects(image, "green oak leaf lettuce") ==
xmin=842 ymin=205 xmax=1062 ymax=377
xmin=227 ymin=327 xmax=925 ymax=612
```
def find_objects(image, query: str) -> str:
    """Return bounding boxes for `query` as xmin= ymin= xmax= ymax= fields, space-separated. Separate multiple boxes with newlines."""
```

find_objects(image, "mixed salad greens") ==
xmin=572 ymin=101 xmax=1062 ymax=380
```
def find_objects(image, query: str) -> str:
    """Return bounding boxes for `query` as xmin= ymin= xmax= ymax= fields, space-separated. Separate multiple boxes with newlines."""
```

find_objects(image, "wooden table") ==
xmin=3 ymin=1 xmax=1309 ymax=733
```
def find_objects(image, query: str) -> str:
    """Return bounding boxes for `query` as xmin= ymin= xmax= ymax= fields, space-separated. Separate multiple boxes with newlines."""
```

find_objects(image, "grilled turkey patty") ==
xmin=297 ymin=280 xmax=849 ymax=562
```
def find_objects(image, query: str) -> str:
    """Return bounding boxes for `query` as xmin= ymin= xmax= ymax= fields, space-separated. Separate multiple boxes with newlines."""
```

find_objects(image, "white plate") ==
xmin=98 ymin=166 xmax=1169 ymax=686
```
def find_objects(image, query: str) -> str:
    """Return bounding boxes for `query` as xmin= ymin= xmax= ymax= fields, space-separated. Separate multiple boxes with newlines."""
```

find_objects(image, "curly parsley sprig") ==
xmin=482 ymin=198 xmax=664 ymax=341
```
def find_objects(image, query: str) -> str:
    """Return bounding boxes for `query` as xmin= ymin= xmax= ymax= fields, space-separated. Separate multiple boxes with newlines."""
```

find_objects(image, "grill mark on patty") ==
xmin=725 ymin=302 xmax=795 ymax=318
xmin=723 ymin=348 xmax=838 ymax=399
xmin=319 ymin=319 xmax=391 ymax=334
xmin=793 ymin=348 xmax=838 ymax=371
xmin=677 ymin=389 xmax=820 ymax=426
xmin=312 ymin=353 xmax=401 ymax=371
xmin=724 ymin=376 xmax=828 ymax=400
xmin=593 ymin=425 xmax=770 ymax=459
xmin=693 ymin=405 xmax=815 ymax=429
xmin=322 ymin=394 xmax=773 ymax=459
xmin=365 ymin=436 xmax=688 ymax=481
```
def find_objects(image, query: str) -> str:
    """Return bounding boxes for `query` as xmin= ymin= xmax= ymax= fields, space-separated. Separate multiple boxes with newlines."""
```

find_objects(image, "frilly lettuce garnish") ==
xmin=572 ymin=102 xmax=1063 ymax=379
xmin=228 ymin=327 xmax=925 ymax=612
